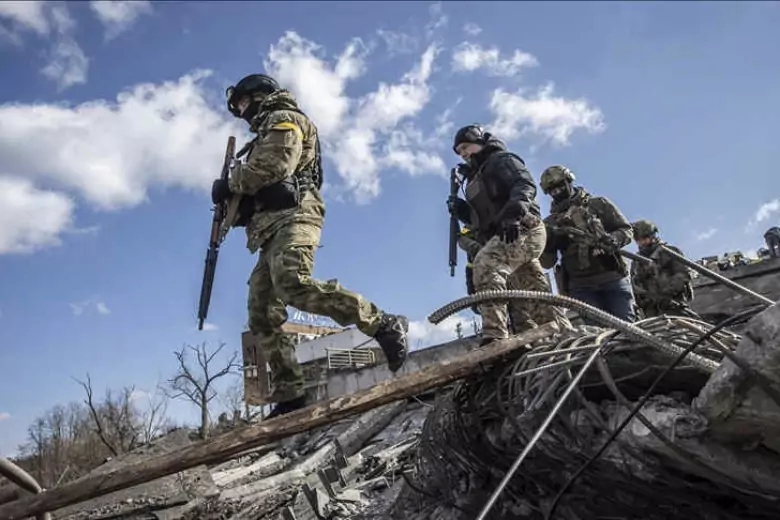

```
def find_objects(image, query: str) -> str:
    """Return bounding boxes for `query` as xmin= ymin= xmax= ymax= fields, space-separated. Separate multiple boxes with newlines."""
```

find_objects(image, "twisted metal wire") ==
xmin=427 ymin=290 xmax=721 ymax=373
xmin=403 ymin=315 xmax=780 ymax=520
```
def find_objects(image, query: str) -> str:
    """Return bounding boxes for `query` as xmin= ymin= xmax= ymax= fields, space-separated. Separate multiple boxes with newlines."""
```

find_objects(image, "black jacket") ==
xmin=452 ymin=137 xmax=540 ymax=239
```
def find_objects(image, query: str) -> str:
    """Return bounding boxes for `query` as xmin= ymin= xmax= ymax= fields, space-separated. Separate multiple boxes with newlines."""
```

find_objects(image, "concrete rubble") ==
xmin=45 ymin=398 xmax=433 ymax=519
xmin=18 ymin=302 xmax=780 ymax=519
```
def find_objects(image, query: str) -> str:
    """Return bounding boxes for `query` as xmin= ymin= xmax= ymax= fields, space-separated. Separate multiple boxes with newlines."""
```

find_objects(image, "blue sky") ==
xmin=1 ymin=1 xmax=779 ymax=456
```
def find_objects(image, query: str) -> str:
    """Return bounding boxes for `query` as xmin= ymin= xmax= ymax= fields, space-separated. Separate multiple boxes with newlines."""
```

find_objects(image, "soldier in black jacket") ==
xmin=447 ymin=125 xmax=569 ymax=344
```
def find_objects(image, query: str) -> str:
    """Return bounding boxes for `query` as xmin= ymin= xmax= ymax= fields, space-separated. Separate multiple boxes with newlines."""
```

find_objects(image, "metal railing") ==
xmin=326 ymin=348 xmax=377 ymax=369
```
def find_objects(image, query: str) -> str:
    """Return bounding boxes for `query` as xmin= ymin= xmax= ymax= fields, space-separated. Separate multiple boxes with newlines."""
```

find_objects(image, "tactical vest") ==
xmin=464 ymin=151 xmax=523 ymax=238
xmin=234 ymin=105 xmax=323 ymax=225
xmin=465 ymin=171 xmax=497 ymax=238
xmin=636 ymin=242 xmax=694 ymax=302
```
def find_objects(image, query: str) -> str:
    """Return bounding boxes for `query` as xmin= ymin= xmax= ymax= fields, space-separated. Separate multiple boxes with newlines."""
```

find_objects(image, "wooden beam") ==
xmin=0 ymin=323 xmax=558 ymax=520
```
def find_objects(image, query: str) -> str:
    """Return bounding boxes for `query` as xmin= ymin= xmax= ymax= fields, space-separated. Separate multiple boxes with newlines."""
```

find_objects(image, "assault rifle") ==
xmin=197 ymin=135 xmax=236 ymax=330
xmin=448 ymin=166 xmax=461 ymax=277
xmin=547 ymin=224 xmax=654 ymax=265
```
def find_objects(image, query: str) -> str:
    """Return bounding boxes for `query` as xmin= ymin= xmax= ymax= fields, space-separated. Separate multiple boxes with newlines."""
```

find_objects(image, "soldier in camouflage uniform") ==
xmin=539 ymin=165 xmax=636 ymax=324
xmin=212 ymin=74 xmax=409 ymax=418
xmin=448 ymin=125 xmax=569 ymax=345
xmin=458 ymin=225 xmax=482 ymax=316
xmin=630 ymin=219 xmax=694 ymax=318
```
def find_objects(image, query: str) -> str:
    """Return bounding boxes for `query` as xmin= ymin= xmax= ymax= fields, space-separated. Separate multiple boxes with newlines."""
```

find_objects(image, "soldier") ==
xmin=765 ymin=226 xmax=780 ymax=258
xmin=539 ymin=165 xmax=636 ymax=324
xmin=211 ymin=74 xmax=409 ymax=419
xmin=447 ymin=124 xmax=569 ymax=345
xmin=630 ymin=219 xmax=695 ymax=318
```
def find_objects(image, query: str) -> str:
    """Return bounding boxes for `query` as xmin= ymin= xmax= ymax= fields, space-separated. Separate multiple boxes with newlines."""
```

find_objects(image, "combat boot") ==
xmin=264 ymin=394 xmax=308 ymax=421
xmin=373 ymin=314 xmax=409 ymax=373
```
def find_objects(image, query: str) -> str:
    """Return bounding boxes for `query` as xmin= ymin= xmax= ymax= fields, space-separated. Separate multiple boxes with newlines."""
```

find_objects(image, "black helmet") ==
xmin=453 ymin=124 xmax=489 ymax=153
xmin=226 ymin=74 xmax=281 ymax=120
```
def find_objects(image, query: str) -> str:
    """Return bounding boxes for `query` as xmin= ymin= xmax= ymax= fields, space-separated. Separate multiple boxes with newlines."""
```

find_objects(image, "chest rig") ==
xmin=234 ymin=106 xmax=323 ymax=226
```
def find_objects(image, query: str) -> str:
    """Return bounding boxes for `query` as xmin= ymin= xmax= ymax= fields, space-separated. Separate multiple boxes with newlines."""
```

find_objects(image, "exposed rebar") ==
xmin=427 ymin=290 xmax=719 ymax=373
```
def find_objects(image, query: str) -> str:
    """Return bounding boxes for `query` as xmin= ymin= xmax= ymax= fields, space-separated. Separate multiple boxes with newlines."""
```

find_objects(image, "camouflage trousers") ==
xmin=472 ymin=223 xmax=569 ymax=340
xmin=247 ymin=221 xmax=384 ymax=403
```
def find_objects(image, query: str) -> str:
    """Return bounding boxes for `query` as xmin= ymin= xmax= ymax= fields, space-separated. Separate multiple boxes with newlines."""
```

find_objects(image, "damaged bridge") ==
xmin=3 ymin=284 xmax=780 ymax=519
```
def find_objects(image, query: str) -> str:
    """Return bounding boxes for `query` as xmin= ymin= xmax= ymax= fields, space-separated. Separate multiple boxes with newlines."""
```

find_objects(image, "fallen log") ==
xmin=0 ymin=323 xmax=559 ymax=520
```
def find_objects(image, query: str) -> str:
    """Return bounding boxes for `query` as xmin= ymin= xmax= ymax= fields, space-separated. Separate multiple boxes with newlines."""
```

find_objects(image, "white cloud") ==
xmin=0 ymin=2 xmax=88 ymax=89
xmin=488 ymin=83 xmax=606 ymax=146
xmin=752 ymin=199 xmax=780 ymax=225
xmin=202 ymin=322 xmax=219 ymax=331
xmin=0 ymin=1 xmax=89 ymax=90
xmin=0 ymin=1 xmax=49 ymax=35
xmin=695 ymin=228 xmax=718 ymax=241
xmin=265 ymin=32 xmax=444 ymax=203
xmin=41 ymin=35 xmax=89 ymax=90
xmin=463 ymin=22 xmax=482 ymax=36
xmin=129 ymin=389 xmax=150 ymax=402
xmin=425 ymin=2 xmax=448 ymax=39
xmin=0 ymin=412 xmax=10 ymax=421
xmin=452 ymin=42 xmax=538 ymax=77
xmin=0 ymin=70 xmax=242 ymax=213
xmin=376 ymin=29 xmax=417 ymax=55
xmin=69 ymin=298 xmax=112 ymax=317
xmin=89 ymin=0 xmax=152 ymax=39
xmin=409 ymin=313 xmax=476 ymax=350
xmin=0 ymin=177 xmax=74 ymax=254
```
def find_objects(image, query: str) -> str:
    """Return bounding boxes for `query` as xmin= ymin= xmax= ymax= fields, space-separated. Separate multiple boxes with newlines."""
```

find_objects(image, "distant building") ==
xmin=242 ymin=318 xmax=385 ymax=406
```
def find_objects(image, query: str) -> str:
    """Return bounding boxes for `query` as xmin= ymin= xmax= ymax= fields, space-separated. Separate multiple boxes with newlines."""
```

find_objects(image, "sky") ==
xmin=1 ymin=0 xmax=779 ymax=456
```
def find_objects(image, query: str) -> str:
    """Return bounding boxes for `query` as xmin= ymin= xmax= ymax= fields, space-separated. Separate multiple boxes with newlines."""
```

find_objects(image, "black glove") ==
xmin=498 ymin=220 xmax=521 ymax=244
xmin=599 ymin=234 xmax=618 ymax=251
xmin=447 ymin=196 xmax=467 ymax=217
xmin=212 ymin=179 xmax=232 ymax=204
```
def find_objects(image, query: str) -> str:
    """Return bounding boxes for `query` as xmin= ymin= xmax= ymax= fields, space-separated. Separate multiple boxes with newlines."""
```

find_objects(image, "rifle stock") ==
xmin=448 ymin=167 xmax=460 ymax=277
xmin=197 ymin=135 xmax=236 ymax=330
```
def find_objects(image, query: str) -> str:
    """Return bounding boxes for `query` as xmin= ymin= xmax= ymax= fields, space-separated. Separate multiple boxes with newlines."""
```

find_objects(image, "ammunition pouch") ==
xmin=233 ymin=169 xmax=317 ymax=227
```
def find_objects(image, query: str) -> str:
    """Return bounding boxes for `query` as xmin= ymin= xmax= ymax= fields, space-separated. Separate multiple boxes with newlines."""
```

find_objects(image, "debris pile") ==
xmin=6 ymin=300 xmax=780 ymax=520
xmin=393 ymin=308 xmax=780 ymax=519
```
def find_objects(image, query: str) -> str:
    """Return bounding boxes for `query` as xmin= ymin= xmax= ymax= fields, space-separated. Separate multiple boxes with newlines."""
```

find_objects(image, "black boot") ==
xmin=373 ymin=314 xmax=409 ymax=373
xmin=264 ymin=394 xmax=308 ymax=420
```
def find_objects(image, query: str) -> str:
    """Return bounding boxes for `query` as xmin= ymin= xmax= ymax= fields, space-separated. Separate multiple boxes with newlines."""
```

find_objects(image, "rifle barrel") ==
xmin=196 ymin=136 xmax=236 ymax=330
xmin=660 ymin=244 xmax=774 ymax=306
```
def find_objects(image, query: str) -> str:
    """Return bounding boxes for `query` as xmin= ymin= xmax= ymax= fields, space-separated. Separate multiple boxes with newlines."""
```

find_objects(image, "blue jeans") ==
xmin=568 ymin=276 xmax=636 ymax=324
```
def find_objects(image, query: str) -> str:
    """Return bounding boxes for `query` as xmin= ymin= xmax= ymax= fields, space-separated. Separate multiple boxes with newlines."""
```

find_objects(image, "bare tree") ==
xmin=164 ymin=342 xmax=240 ymax=439
xmin=471 ymin=316 xmax=482 ymax=336
xmin=74 ymin=374 xmax=121 ymax=457
xmin=218 ymin=377 xmax=246 ymax=424
xmin=136 ymin=384 xmax=171 ymax=445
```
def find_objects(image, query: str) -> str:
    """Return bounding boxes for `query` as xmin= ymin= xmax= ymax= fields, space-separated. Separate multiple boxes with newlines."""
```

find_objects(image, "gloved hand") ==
xmin=212 ymin=179 xmax=232 ymax=205
xmin=599 ymin=234 xmax=618 ymax=251
xmin=447 ymin=196 xmax=465 ymax=217
xmin=498 ymin=220 xmax=521 ymax=244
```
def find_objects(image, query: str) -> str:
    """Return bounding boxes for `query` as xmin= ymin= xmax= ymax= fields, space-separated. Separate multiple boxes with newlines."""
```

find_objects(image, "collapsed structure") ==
xmin=2 ymin=257 xmax=780 ymax=520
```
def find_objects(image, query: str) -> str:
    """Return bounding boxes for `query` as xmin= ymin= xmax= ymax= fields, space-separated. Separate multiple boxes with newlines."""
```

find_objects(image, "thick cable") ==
xmin=427 ymin=290 xmax=719 ymax=373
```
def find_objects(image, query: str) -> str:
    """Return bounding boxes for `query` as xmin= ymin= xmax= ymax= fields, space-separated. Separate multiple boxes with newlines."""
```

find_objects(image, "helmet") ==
xmin=226 ymin=74 xmax=281 ymax=119
xmin=632 ymin=219 xmax=658 ymax=239
xmin=453 ymin=124 xmax=488 ymax=153
xmin=539 ymin=165 xmax=575 ymax=193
